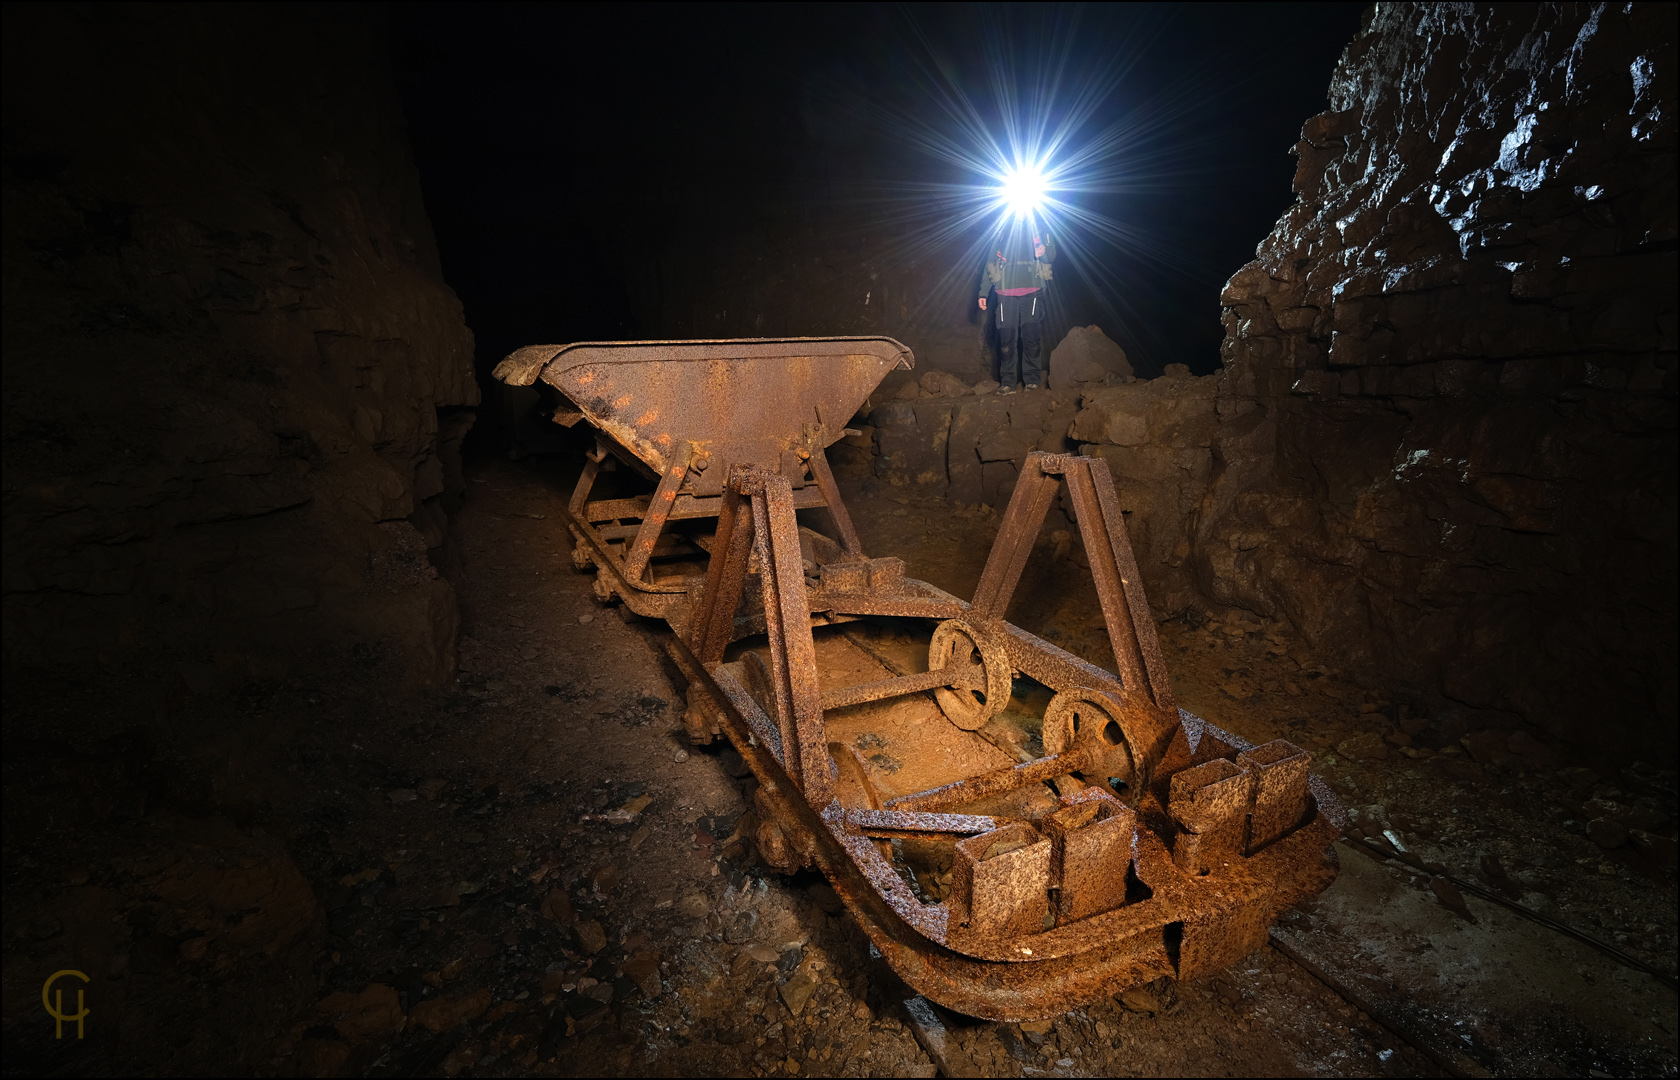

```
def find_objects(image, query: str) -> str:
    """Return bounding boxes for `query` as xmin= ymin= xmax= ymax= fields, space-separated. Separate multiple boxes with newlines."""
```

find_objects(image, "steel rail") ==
xmin=1340 ymin=834 xmax=1678 ymax=993
xmin=1268 ymin=930 xmax=1470 ymax=1079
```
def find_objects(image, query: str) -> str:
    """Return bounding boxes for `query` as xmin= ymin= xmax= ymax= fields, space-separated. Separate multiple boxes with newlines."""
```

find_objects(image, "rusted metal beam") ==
xmin=968 ymin=455 xmax=1064 ymax=621
xmin=581 ymin=486 xmax=830 ymax=526
xmin=743 ymin=467 xmax=834 ymax=808
xmin=621 ymin=452 xmax=690 ymax=584
xmin=689 ymin=484 xmax=755 ymax=664
xmin=819 ymin=663 xmax=983 ymax=713
xmin=805 ymin=430 xmax=865 ymax=557
xmin=884 ymin=747 xmax=1097 ymax=814
xmin=1067 ymin=457 xmax=1175 ymax=713
xmin=844 ymin=808 xmax=1010 ymax=838
xmin=567 ymin=438 xmax=607 ymax=517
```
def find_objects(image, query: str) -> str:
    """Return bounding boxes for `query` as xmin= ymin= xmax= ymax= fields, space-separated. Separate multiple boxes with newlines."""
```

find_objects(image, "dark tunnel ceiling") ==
xmin=393 ymin=2 xmax=1366 ymax=377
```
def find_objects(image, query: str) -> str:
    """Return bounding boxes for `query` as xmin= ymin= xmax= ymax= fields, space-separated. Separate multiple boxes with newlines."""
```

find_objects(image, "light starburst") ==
xmin=997 ymin=161 xmax=1051 ymax=219
xmin=796 ymin=6 xmax=1245 ymax=369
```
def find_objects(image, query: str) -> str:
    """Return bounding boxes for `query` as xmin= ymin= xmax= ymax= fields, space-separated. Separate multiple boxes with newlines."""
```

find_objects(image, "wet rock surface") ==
xmin=1207 ymin=3 xmax=1677 ymax=756
xmin=2 ymin=6 xmax=478 ymax=691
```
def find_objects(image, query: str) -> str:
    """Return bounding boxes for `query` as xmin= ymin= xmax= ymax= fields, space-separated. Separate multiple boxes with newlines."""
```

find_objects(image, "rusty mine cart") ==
xmin=494 ymin=336 xmax=1345 ymax=1021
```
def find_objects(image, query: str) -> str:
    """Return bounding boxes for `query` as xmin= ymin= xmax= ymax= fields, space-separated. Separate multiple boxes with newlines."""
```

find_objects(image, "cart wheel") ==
xmin=571 ymin=539 xmax=595 ymax=571
xmin=1043 ymin=688 xmax=1138 ymax=796
xmin=928 ymin=619 xmax=1011 ymax=731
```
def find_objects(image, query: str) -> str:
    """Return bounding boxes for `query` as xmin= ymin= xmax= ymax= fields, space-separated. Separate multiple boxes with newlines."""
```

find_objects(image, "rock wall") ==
xmin=1208 ymin=3 xmax=1676 ymax=754
xmin=2 ymin=7 xmax=478 ymax=691
xmin=858 ymin=4 xmax=1677 ymax=758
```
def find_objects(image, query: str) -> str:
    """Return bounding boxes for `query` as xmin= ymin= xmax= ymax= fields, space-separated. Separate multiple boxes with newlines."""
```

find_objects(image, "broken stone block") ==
xmin=919 ymin=370 xmax=970 ymax=398
xmin=1048 ymin=325 xmax=1132 ymax=389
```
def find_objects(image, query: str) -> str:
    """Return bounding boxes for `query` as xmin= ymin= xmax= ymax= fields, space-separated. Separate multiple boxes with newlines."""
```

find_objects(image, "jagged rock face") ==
xmin=1209 ymin=4 xmax=1676 ymax=752
xmin=2 ymin=8 xmax=478 ymax=690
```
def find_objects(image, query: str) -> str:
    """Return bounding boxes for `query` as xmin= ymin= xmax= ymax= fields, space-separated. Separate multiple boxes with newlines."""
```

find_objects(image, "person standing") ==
xmin=978 ymin=228 xmax=1056 ymax=393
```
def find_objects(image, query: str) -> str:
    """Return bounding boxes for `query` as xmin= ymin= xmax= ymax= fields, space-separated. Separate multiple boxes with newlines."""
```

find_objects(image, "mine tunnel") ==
xmin=2 ymin=3 xmax=1675 ymax=1077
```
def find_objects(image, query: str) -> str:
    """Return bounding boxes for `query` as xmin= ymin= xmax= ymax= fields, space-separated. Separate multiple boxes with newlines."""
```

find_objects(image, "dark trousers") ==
xmin=994 ymin=292 xmax=1044 ymax=386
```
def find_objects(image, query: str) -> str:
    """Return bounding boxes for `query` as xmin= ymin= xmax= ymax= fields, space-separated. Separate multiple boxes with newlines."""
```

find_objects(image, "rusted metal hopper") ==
xmin=495 ymin=339 xmax=1344 ymax=1021
xmin=494 ymin=338 xmax=911 ymax=618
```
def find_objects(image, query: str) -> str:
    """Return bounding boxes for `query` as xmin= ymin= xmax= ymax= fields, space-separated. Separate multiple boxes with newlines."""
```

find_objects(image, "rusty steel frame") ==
xmin=496 ymin=338 xmax=1345 ymax=1021
xmin=493 ymin=338 xmax=905 ymax=618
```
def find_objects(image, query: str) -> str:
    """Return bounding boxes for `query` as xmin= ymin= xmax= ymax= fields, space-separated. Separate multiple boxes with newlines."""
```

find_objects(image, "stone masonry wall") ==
xmin=1209 ymin=3 xmax=1677 ymax=754
xmin=2 ymin=7 xmax=479 ymax=692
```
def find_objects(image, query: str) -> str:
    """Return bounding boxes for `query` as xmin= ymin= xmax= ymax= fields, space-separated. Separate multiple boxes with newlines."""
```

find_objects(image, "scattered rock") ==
xmin=1119 ymin=986 xmax=1160 ymax=1014
xmin=724 ymin=910 xmax=759 ymax=945
xmin=314 ymin=983 xmax=404 ymax=1041
xmin=1587 ymin=817 xmax=1628 ymax=849
xmin=1336 ymin=732 xmax=1388 ymax=762
xmin=440 ymin=1040 xmax=481 ymax=1077
xmin=574 ymin=919 xmax=608 ymax=955
xmin=540 ymin=888 xmax=575 ymax=924
xmin=1429 ymin=877 xmax=1477 ymax=923
xmin=620 ymin=950 xmax=662 ymax=998
xmin=603 ymin=794 xmax=653 ymax=824
xmin=920 ymin=370 xmax=970 ymax=398
xmin=388 ymin=788 xmax=419 ymax=803
xmin=779 ymin=966 xmax=820 ymax=1016
xmin=1628 ymin=830 xmax=1678 ymax=866
xmin=409 ymin=987 xmax=492 ymax=1033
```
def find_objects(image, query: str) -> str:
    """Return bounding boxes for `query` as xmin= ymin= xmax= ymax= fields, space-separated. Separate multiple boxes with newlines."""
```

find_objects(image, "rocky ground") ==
xmin=2 ymin=452 xmax=1675 ymax=1078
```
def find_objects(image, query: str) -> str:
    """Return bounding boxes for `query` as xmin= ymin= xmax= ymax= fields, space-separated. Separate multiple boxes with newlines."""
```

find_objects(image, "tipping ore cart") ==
xmin=495 ymin=336 xmax=1344 ymax=1020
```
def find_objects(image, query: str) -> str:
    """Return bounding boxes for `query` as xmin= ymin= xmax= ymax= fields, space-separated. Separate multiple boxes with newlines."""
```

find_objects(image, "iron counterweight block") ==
xmin=494 ymin=339 xmax=1345 ymax=1021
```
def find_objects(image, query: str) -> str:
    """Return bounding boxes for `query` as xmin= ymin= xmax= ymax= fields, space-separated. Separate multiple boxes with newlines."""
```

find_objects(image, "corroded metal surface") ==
xmin=497 ymin=338 xmax=1345 ymax=1020
xmin=494 ymin=336 xmax=910 ymax=487
xmin=496 ymin=337 xmax=907 ymax=598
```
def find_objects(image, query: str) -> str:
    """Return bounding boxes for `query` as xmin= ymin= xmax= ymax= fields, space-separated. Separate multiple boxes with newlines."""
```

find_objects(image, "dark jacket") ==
xmin=979 ymin=233 xmax=1057 ymax=298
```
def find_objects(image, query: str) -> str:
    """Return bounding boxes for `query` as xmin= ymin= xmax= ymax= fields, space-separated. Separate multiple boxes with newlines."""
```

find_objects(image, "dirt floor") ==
xmin=2 ymin=452 xmax=1675 ymax=1078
